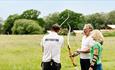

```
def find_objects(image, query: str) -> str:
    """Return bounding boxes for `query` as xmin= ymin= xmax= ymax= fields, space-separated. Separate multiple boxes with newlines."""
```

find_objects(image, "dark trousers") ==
xmin=80 ymin=59 xmax=90 ymax=70
xmin=41 ymin=60 xmax=61 ymax=70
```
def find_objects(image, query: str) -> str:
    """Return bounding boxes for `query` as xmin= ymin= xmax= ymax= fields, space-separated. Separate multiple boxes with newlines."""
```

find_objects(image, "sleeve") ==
xmin=41 ymin=36 xmax=45 ymax=47
xmin=60 ymin=36 xmax=64 ymax=48
xmin=93 ymin=43 xmax=99 ymax=49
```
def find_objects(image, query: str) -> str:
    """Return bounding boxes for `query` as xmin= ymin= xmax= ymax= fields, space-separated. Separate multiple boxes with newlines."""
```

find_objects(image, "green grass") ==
xmin=0 ymin=35 xmax=115 ymax=70
xmin=103 ymin=31 xmax=115 ymax=37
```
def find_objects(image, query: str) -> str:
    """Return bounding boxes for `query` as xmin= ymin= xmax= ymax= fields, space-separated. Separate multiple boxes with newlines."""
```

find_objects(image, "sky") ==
xmin=0 ymin=0 xmax=115 ymax=20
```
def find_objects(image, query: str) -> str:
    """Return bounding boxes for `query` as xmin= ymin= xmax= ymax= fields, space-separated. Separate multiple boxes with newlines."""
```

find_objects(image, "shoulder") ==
xmin=57 ymin=35 xmax=64 ymax=42
xmin=82 ymin=35 xmax=86 ymax=39
xmin=59 ymin=35 xmax=64 ymax=40
xmin=42 ymin=34 xmax=49 ymax=40
xmin=93 ymin=42 xmax=101 ymax=48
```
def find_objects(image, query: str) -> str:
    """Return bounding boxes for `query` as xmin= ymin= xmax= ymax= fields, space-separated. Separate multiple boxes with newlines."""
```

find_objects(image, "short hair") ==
xmin=51 ymin=24 xmax=60 ymax=32
xmin=83 ymin=24 xmax=93 ymax=30
xmin=91 ymin=30 xmax=104 ymax=44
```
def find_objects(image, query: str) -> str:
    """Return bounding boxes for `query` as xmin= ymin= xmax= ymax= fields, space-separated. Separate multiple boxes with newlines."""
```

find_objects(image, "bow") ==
xmin=60 ymin=12 xmax=77 ymax=67
xmin=60 ymin=12 xmax=69 ymax=27
xmin=67 ymin=23 xmax=77 ymax=67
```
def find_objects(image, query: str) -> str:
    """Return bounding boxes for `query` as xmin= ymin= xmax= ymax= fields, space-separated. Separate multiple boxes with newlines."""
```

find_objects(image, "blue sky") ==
xmin=0 ymin=0 xmax=115 ymax=20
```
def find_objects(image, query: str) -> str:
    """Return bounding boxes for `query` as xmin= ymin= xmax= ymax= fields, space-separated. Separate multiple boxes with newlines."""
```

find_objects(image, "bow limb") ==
xmin=60 ymin=12 xmax=69 ymax=27
xmin=67 ymin=23 xmax=77 ymax=67
xmin=59 ymin=12 xmax=76 ymax=66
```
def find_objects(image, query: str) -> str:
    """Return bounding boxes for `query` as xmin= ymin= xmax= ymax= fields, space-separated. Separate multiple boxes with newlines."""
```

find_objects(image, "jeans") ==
xmin=96 ymin=63 xmax=103 ymax=70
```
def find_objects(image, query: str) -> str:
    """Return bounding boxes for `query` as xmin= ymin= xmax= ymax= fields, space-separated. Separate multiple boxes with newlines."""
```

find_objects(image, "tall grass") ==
xmin=0 ymin=35 xmax=115 ymax=70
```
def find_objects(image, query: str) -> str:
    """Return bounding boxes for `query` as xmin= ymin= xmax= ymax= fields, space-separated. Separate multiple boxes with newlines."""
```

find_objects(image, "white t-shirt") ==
xmin=80 ymin=35 xmax=94 ymax=59
xmin=41 ymin=31 xmax=64 ymax=63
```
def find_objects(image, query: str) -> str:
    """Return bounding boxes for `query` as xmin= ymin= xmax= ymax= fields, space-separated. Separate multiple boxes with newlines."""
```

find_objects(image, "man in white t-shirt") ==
xmin=77 ymin=24 xmax=94 ymax=70
xmin=41 ymin=24 xmax=64 ymax=70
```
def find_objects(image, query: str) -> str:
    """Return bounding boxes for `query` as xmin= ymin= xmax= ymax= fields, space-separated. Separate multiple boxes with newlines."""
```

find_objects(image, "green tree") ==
xmin=21 ymin=9 xmax=45 ymax=30
xmin=3 ymin=14 xmax=20 ymax=34
xmin=21 ymin=9 xmax=40 ymax=20
xmin=37 ymin=18 xmax=46 ymax=27
xmin=107 ymin=10 xmax=115 ymax=24
xmin=44 ymin=12 xmax=60 ymax=30
xmin=86 ymin=13 xmax=107 ymax=29
xmin=12 ymin=19 xmax=43 ymax=34
xmin=59 ymin=9 xmax=85 ymax=30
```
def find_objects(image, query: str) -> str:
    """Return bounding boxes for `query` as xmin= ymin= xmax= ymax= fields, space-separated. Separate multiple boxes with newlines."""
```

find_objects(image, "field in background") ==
xmin=0 ymin=35 xmax=115 ymax=70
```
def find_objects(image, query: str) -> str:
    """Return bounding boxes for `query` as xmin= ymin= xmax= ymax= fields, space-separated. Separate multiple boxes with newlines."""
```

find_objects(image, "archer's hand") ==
xmin=70 ymin=52 xmax=80 ymax=57
xmin=77 ymin=48 xmax=81 ymax=53
xmin=70 ymin=53 xmax=75 ymax=57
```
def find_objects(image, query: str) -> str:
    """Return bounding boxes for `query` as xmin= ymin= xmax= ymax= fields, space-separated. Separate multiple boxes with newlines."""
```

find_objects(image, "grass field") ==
xmin=0 ymin=35 xmax=115 ymax=70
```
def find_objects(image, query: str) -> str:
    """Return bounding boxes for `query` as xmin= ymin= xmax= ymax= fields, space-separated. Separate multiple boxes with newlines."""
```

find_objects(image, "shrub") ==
xmin=12 ymin=19 xmax=43 ymax=34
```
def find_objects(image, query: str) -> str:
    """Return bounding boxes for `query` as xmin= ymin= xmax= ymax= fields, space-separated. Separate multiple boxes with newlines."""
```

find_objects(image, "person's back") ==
xmin=42 ymin=31 xmax=63 ymax=63
xmin=41 ymin=24 xmax=64 ymax=70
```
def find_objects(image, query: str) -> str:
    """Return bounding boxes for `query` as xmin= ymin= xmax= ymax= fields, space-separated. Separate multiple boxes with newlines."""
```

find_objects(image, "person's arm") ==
xmin=60 ymin=36 xmax=64 ymax=48
xmin=89 ymin=48 xmax=98 ymax=69
xmin=78 ymin=37 xmax=95 ymax=53
xmin=41 ymin=36 xmax=45 ymax=52
xmin=77 ymin=47 xmax=90 ymax=53
xmin=71 ymin=50 xmax=80 ymax=57
xmin=80 ymin=47 xmax=90 ymax=53
xmin=71 ymin=47 xmax=90 ymax=57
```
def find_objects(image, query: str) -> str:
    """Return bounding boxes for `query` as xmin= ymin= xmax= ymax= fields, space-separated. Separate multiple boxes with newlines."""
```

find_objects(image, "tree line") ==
xmin=0 ymin=9 xmax=115 ymax=34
